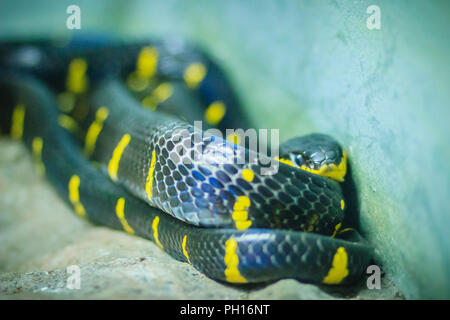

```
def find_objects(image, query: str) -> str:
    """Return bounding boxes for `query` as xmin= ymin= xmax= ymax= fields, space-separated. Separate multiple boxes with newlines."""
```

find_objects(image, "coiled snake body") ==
xmin=0 ymin=38 xmax=371 ymax=285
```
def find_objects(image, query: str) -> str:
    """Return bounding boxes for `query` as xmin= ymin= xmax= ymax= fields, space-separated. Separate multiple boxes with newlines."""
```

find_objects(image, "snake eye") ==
xmin=290 ymin=153 xmax=305 ymax=167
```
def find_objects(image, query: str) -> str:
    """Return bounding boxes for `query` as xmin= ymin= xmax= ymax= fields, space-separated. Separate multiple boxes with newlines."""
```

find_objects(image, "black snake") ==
xmin=0 ymin=37 xmax=372 ymax=285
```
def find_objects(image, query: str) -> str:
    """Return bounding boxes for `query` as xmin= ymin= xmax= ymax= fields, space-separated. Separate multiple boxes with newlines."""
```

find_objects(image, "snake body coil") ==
xmin=0 ymin=38 xmax=372 ymax=285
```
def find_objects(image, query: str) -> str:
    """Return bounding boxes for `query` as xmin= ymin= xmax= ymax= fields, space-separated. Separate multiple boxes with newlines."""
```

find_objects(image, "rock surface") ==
xmin=0 ymin=140 xmax=401 ymax=299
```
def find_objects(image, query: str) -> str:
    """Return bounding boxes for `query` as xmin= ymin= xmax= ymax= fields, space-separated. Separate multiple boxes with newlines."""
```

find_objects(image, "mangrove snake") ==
xmin=0 ymin=38 xmax=372 ymax=285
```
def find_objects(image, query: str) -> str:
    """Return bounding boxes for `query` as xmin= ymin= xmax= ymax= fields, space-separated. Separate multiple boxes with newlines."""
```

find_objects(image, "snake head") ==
xmin=278 ymin=133 xmax=347 ymax=182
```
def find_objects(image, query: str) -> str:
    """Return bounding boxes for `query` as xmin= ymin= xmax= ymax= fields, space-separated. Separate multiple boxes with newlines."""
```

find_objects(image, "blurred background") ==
xmin=0 ymin=0 xmax=449 ymax=299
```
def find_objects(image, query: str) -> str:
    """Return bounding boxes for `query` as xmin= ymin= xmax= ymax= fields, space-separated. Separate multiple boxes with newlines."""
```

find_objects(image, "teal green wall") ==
xmin=1 ymin=0 xmax=449 ymax=299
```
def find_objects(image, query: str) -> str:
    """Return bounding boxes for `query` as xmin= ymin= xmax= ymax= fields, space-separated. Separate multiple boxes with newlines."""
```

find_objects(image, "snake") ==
xmin=0 ymin=37 xmax=372 ymax=285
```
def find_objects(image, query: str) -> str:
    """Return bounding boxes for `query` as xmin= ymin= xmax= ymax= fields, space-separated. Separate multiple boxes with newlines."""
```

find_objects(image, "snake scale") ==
xmin=0 ymin=37 xmax=372 ymax=285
